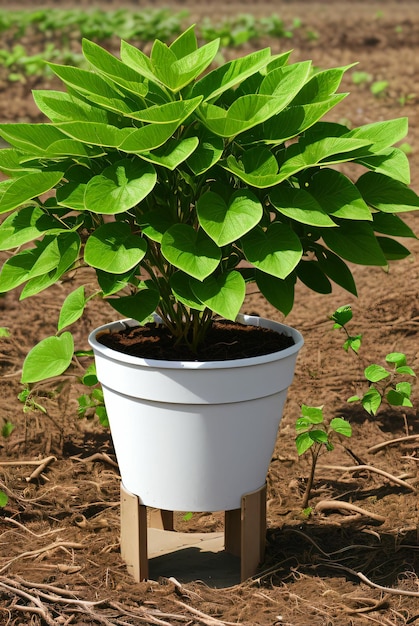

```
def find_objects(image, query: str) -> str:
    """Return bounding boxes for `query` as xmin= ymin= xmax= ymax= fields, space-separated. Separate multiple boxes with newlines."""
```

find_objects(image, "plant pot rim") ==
xmin=88 ymin=314 xmax=304 ymax=371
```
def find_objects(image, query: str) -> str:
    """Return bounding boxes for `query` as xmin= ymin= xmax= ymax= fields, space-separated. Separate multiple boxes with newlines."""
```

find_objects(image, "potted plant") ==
xmin=0 ymin=27 xmax=418 ymax=512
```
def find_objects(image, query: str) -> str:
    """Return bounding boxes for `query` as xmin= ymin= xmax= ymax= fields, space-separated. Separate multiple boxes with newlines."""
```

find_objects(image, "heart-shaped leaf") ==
xmin=241 ymin=223 xmax=302 ymax=278
xmin=197 ymin=189 xmax=263 ymax=245
xmin=21 ymin=333 xmax=74 ymax=383
xmin=84 ymin=158 xmax=156 ymax=214
xmin=170 ymin=272 xmax=206 ymax=311
xmin=161 ymin=225 xmax=221 ymax=280
xmin=107 ymin=288 xmax=160 ymax=323
xmin=190 ymin=271 xmax=246 ymax=320
xmin=84 ymin=222 xmax=147 ymax=273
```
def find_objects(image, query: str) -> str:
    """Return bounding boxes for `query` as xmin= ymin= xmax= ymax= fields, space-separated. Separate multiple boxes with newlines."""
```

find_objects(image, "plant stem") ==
xmin=301 ymin=444 xmax=321 ymax=509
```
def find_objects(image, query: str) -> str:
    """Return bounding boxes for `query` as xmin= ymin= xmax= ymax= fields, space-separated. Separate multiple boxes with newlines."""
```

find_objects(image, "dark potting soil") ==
xmin=97 ymin=319 xmax=295 ymax=361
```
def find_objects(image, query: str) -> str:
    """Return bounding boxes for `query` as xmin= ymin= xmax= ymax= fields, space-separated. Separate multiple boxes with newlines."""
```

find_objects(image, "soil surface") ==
xmin=0 ymin=2 xmax=419 ymax=625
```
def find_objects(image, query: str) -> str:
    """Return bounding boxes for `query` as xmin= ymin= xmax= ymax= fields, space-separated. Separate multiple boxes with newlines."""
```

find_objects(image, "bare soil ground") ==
xmin=0 ymin=2 xmax=418 ymax=624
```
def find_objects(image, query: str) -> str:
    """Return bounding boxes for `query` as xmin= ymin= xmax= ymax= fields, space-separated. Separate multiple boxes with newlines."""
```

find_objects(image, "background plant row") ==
xmin=0 ymin=8 xmax=308 ymax=83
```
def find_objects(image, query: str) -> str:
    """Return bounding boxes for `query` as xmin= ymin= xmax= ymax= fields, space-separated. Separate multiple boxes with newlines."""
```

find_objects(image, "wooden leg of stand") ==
xmin=240 ymin=484 xmax=266 ymax=581
xmin=149 ymin=508 xmax=175 ymax=531
xmin=120 ymin=484 xmax=149 ymax=581
xmin=225 ymin=507 xmax=241 ymax=557
xmin=225 ymin=484 xmax=267 ymax=581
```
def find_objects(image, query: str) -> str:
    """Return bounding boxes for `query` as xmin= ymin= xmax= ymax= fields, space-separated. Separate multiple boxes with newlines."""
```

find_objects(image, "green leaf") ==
xmin=161 ymin=225 xmax=221 ymax=281
xmin=47 ymin=63 xmax=138 ymax=115
xmin=199 ymin=93 xmax=295 ymax=138
xmin=321 ymin=221 xmax=387 ymax=266
xmin=83 ymin=158 xmax=157 ymax=214
xmin=316 ymin=249 xmax=357 ymax=296
xmin=1 ymin=420 xmax=14 ymax=437
xmin=150 ymin=38 xmax=219 ymax=91
xmin=386 ymin=388 xmax=413 ymax=408
xmin=295 ymin=432 xmax=315 ymax=455
xmin=118 ymin=122 xmax=181 ymax=154
xmin=356 ymin=172 xmax=419 ymax=213
xmin=330 ymin=417 xmax=352 ymax=437
xmin=377 ymin=237 xmax=412 ymax=261
xmin=58 ymin=286 xmax=86 ymax=331
xmin=361 ymin=387 xmax=382 ymax=415
xmin=96 ymin=267 xmax=138 ymax=296
xmin=170 ymin=272 xmax=206 ymax=311
xmin=0 ymin=170 xmax=64 ymax=215
xmin=355 ymin=147 xmax=410 ymax=185
xmin=330 ymin=304 xmax=353 ymax=328
xmin=259 ymin=61 xmax=312 ymax=97
xmin=0 ymin=327 xmax=10 ymax=337
xmin=0 ymin=491 xmax=8 ymax=507
xmin=0 ymin=232 xmax=80 ymax=293
xmin=297 ymin=261 xmax=331 ymax=294
xmin=21 ymin=332 xmax=74 ymax=383
xmin=277 ymin=136 xmax=372 ymax=182
xmin=186 ymin=127 xmax=224 ymax=175
xmin=270 ymin=186 xmax=336 ymax=227
xmin=107 ymin=288 xmax=160 ymax=324
xmin=291 ymin=65 xmax=353 ymax=105
xmin=255 ymin=271 xmax=295 ymax=317
xmin=140 ymin=137 xmax=199 ymax=171
xmin=84 ymin=222 xmax=147 ymax=274
xmin=192 ymin=48 xmax=271 ymax=102
xmin=364 ymin=364 xmax=390 ymax=383
xmin=343 ymin=334 xmax=362 ymax=354
xmin=395 ymin=381 xmax=412 ymax=397
xmin=395 ymin=366 xmax=416 ymax=377
xmin=33 ymin=89 xmax=111 ymax=124
xmin=0 ymin=205 xmax=60 ymax=251
xmin=308 ymin=169 xmax=372 ymax=220
xmin=190 ymin=271 xmax=246 ymax=320
xmin=197 ymin=189 xmax=263 ymax=246
xmin=222 ymin=146 xmax=282 ymax=188
xmin=130 ymin=97 xmax=203 ymax=124
xmin=241 ymin=223 xmax=303 ymax=279
xmin=81 ymin=363 xmax=99 ymax=386
xmin=82 ymin=38 xmax=149 ymax=97
xmin=244 ymin=95 xmax=346 ymax=146
xmin=301 ymin=404 xmax=324 ymax=424
xmin=20 ymin=232 xmax=81 ymax=299
xmin=0 ymin=123 xmax=67 ymax=151
xmin=372 ymin=212 xmax=417 ymax=239
xmin=348 ymin=118 xmax=408 ymax=152
xmin=309 ymin=429 xmax=329 ymax=444
xmin=55 ymin=120 xmax=134 ymax=148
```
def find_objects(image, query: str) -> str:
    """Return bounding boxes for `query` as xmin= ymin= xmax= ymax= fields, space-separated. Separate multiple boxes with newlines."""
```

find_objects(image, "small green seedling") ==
xmin=77 ymin=360 xmax=109 ymax=427
xmin=2 ymin=420 xmax=15 ymax=438
xmin=17 ymin=386 xmax=48 ymax=415
xmin=295 ymin=404 xmax=352 ymax=509
xmin=348 ymin=353 xmax=416 ymax=416
xmin=0 ymin=491 xmax=8 ymax=507
xmin=331 ymin=305 xmax=416 ymax=416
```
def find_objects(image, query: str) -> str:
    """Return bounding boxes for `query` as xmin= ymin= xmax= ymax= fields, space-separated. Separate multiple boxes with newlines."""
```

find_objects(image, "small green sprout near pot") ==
xmin=0 ymin=26 xmax=418 ymax=382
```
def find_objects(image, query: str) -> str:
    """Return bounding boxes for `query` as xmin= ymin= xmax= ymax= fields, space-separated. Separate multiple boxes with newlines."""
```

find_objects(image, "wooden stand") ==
xmin=120 ymin=483 xmax=267 ymax=583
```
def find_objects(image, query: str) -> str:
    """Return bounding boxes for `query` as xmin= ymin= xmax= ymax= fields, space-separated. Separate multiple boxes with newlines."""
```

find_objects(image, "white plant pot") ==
xmin=88 ymin=314 xmax=304 ymax=512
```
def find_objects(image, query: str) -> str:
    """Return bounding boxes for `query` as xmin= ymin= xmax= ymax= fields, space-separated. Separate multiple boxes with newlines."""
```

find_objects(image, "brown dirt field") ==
xmin=0 ymin=2 xmax=418 ymax=624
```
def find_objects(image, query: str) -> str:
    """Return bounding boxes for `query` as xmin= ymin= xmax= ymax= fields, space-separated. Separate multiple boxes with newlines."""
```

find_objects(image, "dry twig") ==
xmin=367 ymin=434 xmax=419 ymax=454
xmin=318 ymin=463 xmax=417 ymax=492
xmin=314 ymin=500 xmax=385 ymax=523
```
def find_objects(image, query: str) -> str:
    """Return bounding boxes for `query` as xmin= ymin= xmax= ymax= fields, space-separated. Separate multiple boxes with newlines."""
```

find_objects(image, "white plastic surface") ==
xmin=89 ymin=315 xmax=304 ymax=511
